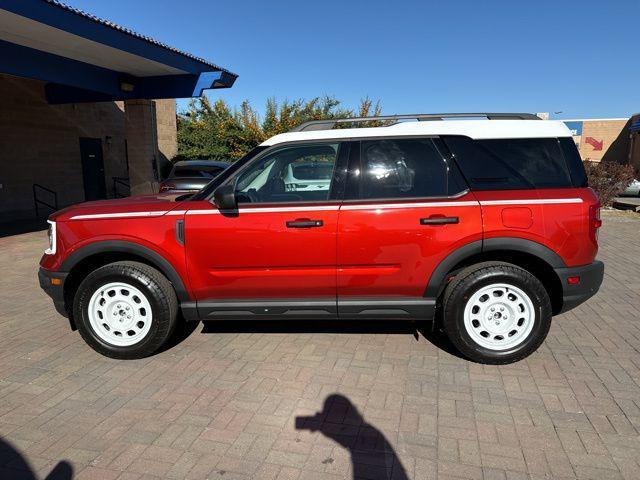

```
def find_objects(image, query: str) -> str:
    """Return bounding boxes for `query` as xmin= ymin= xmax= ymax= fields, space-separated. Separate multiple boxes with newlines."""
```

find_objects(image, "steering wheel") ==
xmin=245 ymin=188 xmax=260 ymax=204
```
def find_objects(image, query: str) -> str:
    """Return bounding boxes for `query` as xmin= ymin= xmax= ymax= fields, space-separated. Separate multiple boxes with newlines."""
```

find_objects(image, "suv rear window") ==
xmin=443 ymin=136 xmax=582 ymax=190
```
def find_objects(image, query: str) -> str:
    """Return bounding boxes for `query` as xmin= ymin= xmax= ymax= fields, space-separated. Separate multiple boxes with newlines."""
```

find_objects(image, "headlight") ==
xmin=44 ymin=220 xmax=56 ymax=255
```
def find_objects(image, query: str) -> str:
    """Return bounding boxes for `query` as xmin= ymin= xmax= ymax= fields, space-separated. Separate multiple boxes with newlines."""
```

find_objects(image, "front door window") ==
xmin=235 ymin=144 xmax=339 ymax=204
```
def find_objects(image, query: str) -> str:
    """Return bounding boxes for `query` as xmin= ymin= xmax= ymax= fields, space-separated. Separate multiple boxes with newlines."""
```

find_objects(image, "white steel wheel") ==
xmin=87 ymin=282 xmax=153 ymax=347
xmin=463 ymin=283 xmax=535 ymax=351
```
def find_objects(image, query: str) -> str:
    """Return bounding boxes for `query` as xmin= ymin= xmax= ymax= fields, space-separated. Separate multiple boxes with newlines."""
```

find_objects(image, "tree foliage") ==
xmin=176 ymin=96 xmax=382 ymax=161
xmin=583 ymin=160 xmax=635 ymax=207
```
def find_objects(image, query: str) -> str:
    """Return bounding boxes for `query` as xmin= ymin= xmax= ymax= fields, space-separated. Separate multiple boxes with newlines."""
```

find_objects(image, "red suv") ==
xmin=39 ymin=113 xmax=604 ymax=364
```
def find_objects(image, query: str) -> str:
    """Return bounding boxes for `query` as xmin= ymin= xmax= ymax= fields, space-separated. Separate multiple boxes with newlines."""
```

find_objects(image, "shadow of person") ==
xmin=296 ymin=394 xmax=409 ymax=480
xmin=0 ymin=437 xmax=73 ymax=479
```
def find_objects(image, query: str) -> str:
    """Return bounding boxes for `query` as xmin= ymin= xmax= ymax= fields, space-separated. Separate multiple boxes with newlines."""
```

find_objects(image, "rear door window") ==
xmin=443 ymin=137 xmax=575 ymax=190
xmin=351 ymin=138 xmax=465 ymax=199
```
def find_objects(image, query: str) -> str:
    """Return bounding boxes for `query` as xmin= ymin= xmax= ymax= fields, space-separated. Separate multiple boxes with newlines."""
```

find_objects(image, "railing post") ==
xmin=33 ymin=184 xmax=58 ymax=218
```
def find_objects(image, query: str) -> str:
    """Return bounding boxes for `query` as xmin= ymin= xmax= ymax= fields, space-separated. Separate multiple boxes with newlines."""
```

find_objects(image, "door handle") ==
xmin=420 ymin=216 xmax=459 ymax=225
xmin=286 ymin=219 xmax=323 ymax=228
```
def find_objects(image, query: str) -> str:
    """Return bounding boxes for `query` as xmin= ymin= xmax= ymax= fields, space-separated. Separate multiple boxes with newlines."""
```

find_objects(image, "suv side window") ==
xmin=444 ymin=136 xmax=575 ymax=190
xmin=353 ymin=138 xmax=464 ymax=200
xmin=235 ymin=143 xmax=339 ymax=204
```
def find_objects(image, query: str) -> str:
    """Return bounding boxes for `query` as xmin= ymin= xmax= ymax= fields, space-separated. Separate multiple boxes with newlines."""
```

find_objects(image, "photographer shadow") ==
xmin=0 ymin=437 xmax=73 ymax=479
xmin=296 ymin=394 xmax=409 ymax=480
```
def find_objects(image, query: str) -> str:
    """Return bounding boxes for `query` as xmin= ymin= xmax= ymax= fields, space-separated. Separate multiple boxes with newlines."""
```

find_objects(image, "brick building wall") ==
xmin=0 ymin=74 xmax=177 ymax=222
xmin=155 ymin=98 xmax=178 ymax=162
xmin=578 ymin=119 xmax=629 ymax=162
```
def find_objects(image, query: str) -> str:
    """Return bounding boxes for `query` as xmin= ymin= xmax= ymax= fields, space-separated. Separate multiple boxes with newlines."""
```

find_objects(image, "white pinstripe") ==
xmin=69 ymin=198 xmax=583 ymax=220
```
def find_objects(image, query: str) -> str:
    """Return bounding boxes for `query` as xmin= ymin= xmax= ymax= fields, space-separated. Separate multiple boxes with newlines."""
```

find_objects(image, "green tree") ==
xmin=176 ymin=96 xmax=382 ymax=161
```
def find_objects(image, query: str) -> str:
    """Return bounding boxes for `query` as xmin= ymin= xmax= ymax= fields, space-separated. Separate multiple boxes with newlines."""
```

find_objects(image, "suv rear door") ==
xmin=184 ymin=141 xmax=348 ymax=318
xmin=336 ymin=137 xmax=483 ymax=319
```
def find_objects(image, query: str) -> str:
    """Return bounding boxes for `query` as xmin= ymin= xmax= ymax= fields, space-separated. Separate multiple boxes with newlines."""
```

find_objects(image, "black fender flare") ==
xmin=60 ymin=240 xmax=190 ymax=302
xmin=424 ymin=237 xmax=566 ymax=298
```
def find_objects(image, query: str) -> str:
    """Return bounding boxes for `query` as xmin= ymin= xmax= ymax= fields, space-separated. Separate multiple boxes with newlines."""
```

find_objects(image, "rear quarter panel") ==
xmin=476 ymin=188 xmax=598 ymax=266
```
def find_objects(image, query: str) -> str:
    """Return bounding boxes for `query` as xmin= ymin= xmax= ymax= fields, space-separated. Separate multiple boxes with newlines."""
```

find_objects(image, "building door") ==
xmin=79 ymin=137 xmax=106 ymax=201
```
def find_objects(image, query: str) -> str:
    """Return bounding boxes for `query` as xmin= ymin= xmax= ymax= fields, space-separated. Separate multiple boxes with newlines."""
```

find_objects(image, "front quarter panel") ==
xmin=40 ymin=211 xmax=191 ymax=299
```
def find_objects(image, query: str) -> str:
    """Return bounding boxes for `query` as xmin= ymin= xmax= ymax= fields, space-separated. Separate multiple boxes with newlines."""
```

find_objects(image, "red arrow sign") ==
xmin=585 ymin=137 xmax=603 ymax=151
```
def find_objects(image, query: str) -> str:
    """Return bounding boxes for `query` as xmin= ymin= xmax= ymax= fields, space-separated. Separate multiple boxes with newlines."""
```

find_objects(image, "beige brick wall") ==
xmin=0 ymin=74 xmax=177 ymax=222
xmin=124 ymin=99 xmax=159 ymax=195
xmin=155 ymin=98 xmax=177 ymax=162
xmin=578 ymin=120 xmax=628 ymax=162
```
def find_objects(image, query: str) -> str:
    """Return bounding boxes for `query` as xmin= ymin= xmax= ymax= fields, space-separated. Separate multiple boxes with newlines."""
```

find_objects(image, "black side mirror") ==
xmin=212 ymin=184 xmax=237 ymax=210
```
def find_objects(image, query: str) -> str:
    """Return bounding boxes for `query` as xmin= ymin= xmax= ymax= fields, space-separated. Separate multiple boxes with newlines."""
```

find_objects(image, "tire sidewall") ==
xmin=74 ymin=268 xmax=168 ymax=356
xmin=446 ymin=268 xmax=551 ymax=362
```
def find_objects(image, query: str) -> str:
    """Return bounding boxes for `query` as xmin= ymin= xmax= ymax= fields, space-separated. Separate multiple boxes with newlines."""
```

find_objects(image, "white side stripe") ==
xmin=480 ymin=198 xmax=583 ymax=206
xmin=187 ymin=205 xmax=340 ymax=215
xmin=70 ymin=210 xmax=169 ymax=220
xmin=341 ymin=201 xmax=479 ymax=211
xmin=69 ymin=198 xmax=583 ymax=220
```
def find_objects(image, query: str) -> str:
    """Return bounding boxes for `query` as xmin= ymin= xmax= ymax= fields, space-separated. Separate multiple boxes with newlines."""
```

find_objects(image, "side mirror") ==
xmin=212 ymin=184 xmax=237 ymax=210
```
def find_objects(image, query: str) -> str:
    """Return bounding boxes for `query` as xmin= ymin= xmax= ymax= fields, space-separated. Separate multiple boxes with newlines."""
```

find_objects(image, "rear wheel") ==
xmin=441 ymin=262 xmax=552 ymax=364
xmin=73 ymin=261 xmax=178 ymax=359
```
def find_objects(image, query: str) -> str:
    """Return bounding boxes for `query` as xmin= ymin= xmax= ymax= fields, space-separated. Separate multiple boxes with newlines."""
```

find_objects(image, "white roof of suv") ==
xmin=260 ymin=119 xmax=572 ymax=147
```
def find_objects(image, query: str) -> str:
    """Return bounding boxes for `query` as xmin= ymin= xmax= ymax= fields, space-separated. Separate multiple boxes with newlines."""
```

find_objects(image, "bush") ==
xmin=583 ymin=160 xmax=635 ymax=206
xmin=176 ymin=96 xmax=382 ymax=162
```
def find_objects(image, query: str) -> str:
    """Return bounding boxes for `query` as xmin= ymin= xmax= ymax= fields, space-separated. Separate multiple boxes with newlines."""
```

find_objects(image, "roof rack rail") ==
xmin=291 ymin=113 xmax=541 ymax=132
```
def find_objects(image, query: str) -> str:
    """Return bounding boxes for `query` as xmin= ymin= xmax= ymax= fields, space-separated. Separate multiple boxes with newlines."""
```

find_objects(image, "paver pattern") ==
xmin=1 ymin=211 xmax=639 ymax=480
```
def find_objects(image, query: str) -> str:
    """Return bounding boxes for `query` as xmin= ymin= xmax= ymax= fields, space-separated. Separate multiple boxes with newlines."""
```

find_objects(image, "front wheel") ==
xmin=441 ymin=262 xmax=552 ymax=364
xmin=73 ymin=261 xmax=178 ymax=359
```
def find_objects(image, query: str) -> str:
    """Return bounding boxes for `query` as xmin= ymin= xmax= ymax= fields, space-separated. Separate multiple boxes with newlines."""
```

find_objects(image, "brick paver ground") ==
xmin=1 ymin=211 xmax=639 ymax=480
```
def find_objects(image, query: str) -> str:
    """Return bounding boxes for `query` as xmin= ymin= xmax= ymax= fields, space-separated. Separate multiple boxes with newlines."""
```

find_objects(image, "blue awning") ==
xmin=0 ymin=0 xmax=237 ymax=103
xmin=630 ymin=120 xmax=640 ymax=131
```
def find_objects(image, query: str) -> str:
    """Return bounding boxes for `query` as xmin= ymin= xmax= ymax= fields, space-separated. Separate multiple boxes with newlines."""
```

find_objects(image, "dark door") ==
xmin=79 ymin=138 xmax=106 ymax=201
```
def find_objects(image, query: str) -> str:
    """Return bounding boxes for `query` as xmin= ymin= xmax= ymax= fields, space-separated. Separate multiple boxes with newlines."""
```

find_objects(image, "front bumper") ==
xmin=38 ymin=267 xmax=69 ymax=317
xmin=554 ymin=260 xmax=604 ymax=313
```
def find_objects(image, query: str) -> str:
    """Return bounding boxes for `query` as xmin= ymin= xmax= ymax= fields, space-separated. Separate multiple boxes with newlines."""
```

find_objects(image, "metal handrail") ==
xmin=292 ymin=112 xmax=541 ymax=132
xmin=33 ymin=184 xmax=58 ymax=218
xmin=112 ymin=176 xmax=130 ymax=198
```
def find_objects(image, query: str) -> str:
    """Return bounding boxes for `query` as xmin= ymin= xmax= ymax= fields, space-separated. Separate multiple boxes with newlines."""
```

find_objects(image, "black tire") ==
xmin=441 ymin=261 xmax=552 ymax=364
xmin=73 ymin=261 xmax=178 ymax=359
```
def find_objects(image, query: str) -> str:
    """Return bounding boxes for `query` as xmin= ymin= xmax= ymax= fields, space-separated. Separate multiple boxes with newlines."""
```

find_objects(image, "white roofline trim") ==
xmin=260 ymin=120 xmax=573 ymax=147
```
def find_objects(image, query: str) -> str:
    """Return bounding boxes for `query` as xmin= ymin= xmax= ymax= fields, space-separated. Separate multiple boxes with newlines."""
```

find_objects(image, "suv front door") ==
xmin=337 ymin=137 xmax=482 ymax=319
xmin=185 ymin=142 xmax=348 ymax=318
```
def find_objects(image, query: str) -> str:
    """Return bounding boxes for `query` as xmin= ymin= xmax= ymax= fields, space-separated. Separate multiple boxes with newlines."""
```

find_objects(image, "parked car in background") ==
xmin=622 ymin=179 xmax=640 ymax=196
xmin=159 ymin=160 xmax=229 ymax=193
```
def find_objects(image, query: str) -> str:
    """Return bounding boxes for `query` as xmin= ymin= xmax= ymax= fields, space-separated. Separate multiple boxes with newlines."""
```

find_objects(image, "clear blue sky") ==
xmin=67 ymin=0 xmax=638 ymax=119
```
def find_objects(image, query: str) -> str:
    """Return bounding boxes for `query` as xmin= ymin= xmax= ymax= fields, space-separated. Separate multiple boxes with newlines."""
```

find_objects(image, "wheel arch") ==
xmin=61 ymin=241 xmax=190 ymax=317
xmin=426 ymin=238 xmax=566 ymax=314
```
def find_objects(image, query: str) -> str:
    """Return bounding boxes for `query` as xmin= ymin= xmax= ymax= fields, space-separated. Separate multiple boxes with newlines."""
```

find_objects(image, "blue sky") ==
xmin=67 ymin=0 xmax=638 ymax=119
